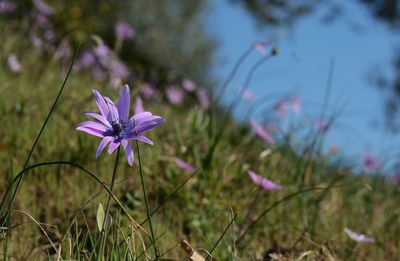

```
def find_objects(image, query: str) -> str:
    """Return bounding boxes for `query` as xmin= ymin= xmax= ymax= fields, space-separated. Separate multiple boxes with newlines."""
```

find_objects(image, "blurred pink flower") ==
xmin=344 ymin=227 xmax=375 ymax=243
xmin=115 ymin=22 xmax=135 ymax=40
xmin=33 ymin=0 xmax=54 ymax=16
xmin=254 ymin=41 xmax=269 ymax=56
xmin=239 ymin=88 xmax=256 ymax=101
xmin=362 ymin=152 xmax=379 ymax=171
xmin=274 ymin=99 xmax=290 ymax=117
xmin=196 ymin=88 xmax=210 ymax=109
xmin=0 ymin=0 xmax=16 ymax=14
xmin=174 ymin=158 xmax=196 ymax=174
xmin=387 ymin=172 xmax=399 ymax=185
xmin=134 ymin=96 xmax=144 ymax=114
xmin=182 ymin=79 xmax=196 ymax=92
xmin=140 ymin=83 xmax=161 ymax=100
xmin=250 ymin=119 xmax=275 ymax=144
xmin=166 ymin=85 xmax=184 ymax=105
xmin=247 ymin=170 xmax=282 ymax=191
xmin=7 ymin=54 xmax=22 ymax=73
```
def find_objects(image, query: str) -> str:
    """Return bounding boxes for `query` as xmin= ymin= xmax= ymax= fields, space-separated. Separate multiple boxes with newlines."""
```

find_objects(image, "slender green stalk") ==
xmin=0 ymin=47 xmax=79 ymax=239
xmin=135 ymin=141 xmax=159 ymax=260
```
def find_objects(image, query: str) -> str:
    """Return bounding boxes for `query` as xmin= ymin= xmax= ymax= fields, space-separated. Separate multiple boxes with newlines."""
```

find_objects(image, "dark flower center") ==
xmin=111 ymin=122 xmax=123 ymax=136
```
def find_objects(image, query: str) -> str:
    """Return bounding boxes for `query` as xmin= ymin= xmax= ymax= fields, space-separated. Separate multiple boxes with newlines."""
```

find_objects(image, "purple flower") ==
xmin=166 ymin=85 xmax=184 ymax=105
xmin=77 ymin=51 xmax=96 ymax=69
xmin=362 ymin=152 xmax=379 ymax=171
xmin=254 ymin=41 xmax=269 ymax=56
xmin=182 ymin=79 xmax=196 ymax=92
xmin=140 ymin=83 xmax=160 ymax=100
xmin=344 ymin=227 xmax=375 ymax=243
xmin=247 ymin=170 xmax=282 ymax=191
xmin=115 ymin=22 xmax=135 ymax=40
xmin=134 ymin=96 xmax=144 ymax=114
xmin=239 ymin=88 xmax=256 ymax=102
xmin=55 ymin=40 xmax=72 ymax=61
xmin=34 ymin=14 xmax=50 ymax=28
xmin=30 ymin=31 xmax=43 ymax=49
xmin=196 ymin=88 xmax=210 ymax=109
xmin=77 ymin=85 xmax=165 ymax=166
xmin=7 ymin=54 xmax=22 ymax=73
xmin=33 ymin=0 xmax=54 ymax=16
xmin=174 ymin=158 xmax=196 ymax=174
xmin=387 ymin=172 xmax=400 ymax=185
xmin=250 ymin=119 xmax=275 ymax=144
xmin=109 ymin=59 xmax=130 ymax=88
xmin=0 ymin=0 xmax=16 ymax=14
xmin=273 ymin=99 xmax=290 ymax=118
xmin=94 ymin=43 xmax=111 ymax=66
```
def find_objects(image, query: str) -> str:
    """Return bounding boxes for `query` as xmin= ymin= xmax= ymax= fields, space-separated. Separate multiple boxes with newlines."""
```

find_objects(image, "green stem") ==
xmin=135 ymin=141 xmax=159 ymax=260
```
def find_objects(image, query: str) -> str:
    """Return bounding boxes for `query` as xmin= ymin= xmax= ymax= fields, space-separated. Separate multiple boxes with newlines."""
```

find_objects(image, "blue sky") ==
xmin=209 ymin=0 xmax=400 ymax=169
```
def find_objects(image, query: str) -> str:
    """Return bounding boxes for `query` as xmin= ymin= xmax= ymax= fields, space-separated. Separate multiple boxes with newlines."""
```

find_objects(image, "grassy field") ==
xmin=1 ymin=25 xmax=400 ymax=261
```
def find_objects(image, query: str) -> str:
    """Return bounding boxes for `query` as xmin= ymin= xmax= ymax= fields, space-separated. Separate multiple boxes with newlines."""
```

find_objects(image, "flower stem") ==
xmin=135 ymin=140 xmax=159 ymax=260
xmin=103 ymin=146 xmax=121 ymax=231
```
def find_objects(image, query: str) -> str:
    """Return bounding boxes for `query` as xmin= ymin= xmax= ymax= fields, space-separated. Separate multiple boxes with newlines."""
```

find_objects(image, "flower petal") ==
xmin=174 ymin=158 xmax=196 ymax=174
xmin=117 ymin=84 xmax=130 ymax=122
xmin=250 ymin=119 xmax=275 ymax=144
xmin=78 ymin=121 xmax=108 ymax=132
xmin=83 ymin=112 xmax=111 ymax=128
xmin=344 ymin=227 xmax=375 ymax=243
xmin=92 ymin=89 xmax=110 ymax=118
xmin=121 ymin=139 xmax=134 ymax=166
xmin=76 ymin=126 xmax=105 ymax=138
xmin=128 ymin=135 xmax=154 ymax=145
xmin=247 ymin=170 xmax=282 ymax=191
xmin=96 ymin=137 xmax=114 ymax=158
xmin=108 ymin=140 xmax=120 ymax=154
xmin=104 ymin=97 xmax=119 ymax=123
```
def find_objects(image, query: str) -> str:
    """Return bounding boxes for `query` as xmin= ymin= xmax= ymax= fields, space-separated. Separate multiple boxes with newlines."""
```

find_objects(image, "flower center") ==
xmin=111 ymin=122 xmax=123 ymax=136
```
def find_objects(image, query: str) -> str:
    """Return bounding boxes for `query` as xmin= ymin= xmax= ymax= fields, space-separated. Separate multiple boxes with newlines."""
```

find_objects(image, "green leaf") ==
xmin=96 ymin=203 xmax=105 ymax=232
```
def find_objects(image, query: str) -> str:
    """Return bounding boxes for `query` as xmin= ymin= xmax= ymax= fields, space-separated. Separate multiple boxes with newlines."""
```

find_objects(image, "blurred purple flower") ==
xmin=91 ymin=65 xmax=107 ymax=81
xmin=30 ymin=31 xmax=43 ymax=49
xmin=33 ymin=0 xmax=54 ymax=16
xmin=109 ymin=59 xmax=130 ymax=88
xmin=166 ymin=85 xmax=184 ymax=105
xmin=344 ymin=227 xmax=375 ymax=243
xmin=196 ymin=88 xmax=210 ymax=109
xmin=115 ymin=22 xmax=135 ymax=40
xmin=363 ymin=152 xmax=379 ymax=171
xmin=273 ymin=99 xmax=290 ymax=118
xmin=134 ymin=96 xmax=144 ymax=114
xmin=7 ymin=54 xmax=22 ymax=73
xmin=34 ymin=14 xmax=50 ymax=28
xmin=254 ymin=41 xmax=269 ymax=56
xmin=174 ymin=158 xmax=196 ymax=174
xmin=141 ymin=83 xmax=161 ymax=100
xmin=77 ymin=84 xmax=165 ymax=166
xmin=94 ymin=43 xmax=111 ymax=66
xmin=182 ymin=79 xmax=196 ymax=92
xmin=250 ymin=119 xmax=275 ymax=144
xmin=0 ymin=0 xmax=16 ymax=14
xmin=77 ymin=51 xmax=96 ymax=69
xmin=387 ymin=172 xmax=399 ymax=185
xmin=247 ymin=170 xmax=282 ymax=191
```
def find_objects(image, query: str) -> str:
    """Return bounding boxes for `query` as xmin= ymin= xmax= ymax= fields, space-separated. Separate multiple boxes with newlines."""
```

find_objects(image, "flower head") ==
xmin=166 ymin=85 xmax=184 ymax=105
xmin=33 ymin=0 xmax=54 ymax=16
xmin=174 ymin=158 xmax=196 ymax=174
xmin=196 ymin=88 xmax=210 ymax=109
xmin=250 ymin=119 xmax=275 ymax=144
xmin=254 ymin=41 xmax=269 ymax=56
xmin=7 ymin=54 xmax=22 ymax=73
xmin=344 ymin=227 xmax=375 ymax=243
xmin=0 ymin=0 xmax=16 ymax=14
xmin=115 ymin=22 xmax=135 ymax=41
xmin=77 ymin=85 xmax=165 ymax=165
xmin=362 ymin=152 xmax=379 ymax=171
xmin=182 ymin=79 xmax=196 ymax=92
xmin=247 ymin=170 xmax=282 ymax=191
